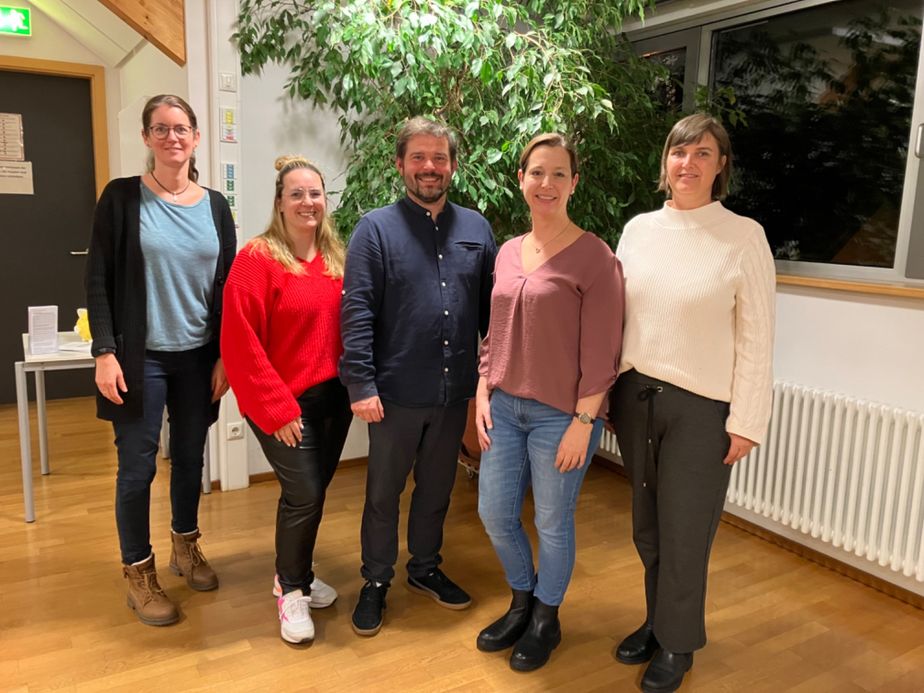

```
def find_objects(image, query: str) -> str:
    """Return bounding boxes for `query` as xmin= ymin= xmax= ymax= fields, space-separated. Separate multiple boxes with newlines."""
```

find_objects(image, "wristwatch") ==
xmin=574 ymin=412 xmax=593 ymax=425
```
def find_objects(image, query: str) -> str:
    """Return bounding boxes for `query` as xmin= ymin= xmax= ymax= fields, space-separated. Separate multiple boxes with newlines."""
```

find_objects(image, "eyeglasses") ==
xmin=148 ymin=124 xmax=194 ymax=140
xmin=286 ymin=189 xmax=324 ymax=203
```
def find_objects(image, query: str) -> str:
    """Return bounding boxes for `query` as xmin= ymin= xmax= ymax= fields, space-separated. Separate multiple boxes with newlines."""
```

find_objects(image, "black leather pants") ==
xmin=247 ymin=378 xmax=353 ymax=595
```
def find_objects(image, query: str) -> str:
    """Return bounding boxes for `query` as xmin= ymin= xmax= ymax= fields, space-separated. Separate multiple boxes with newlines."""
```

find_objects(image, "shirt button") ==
xmin=426 ymin=211 xmax=431 ymax=217
xmin=441 ymin=281 xmax=446 ymax=287
xmin=438 ymin=253 xmax=443 ymax=259
xmin=443 ymin=340 xmax=449 ymax=346
xmin=341 ymin=290 xmax=346 ymax=295
xmin=444 ymin=367 xmax=449 ymax=373
xmin=444 ymin=310 xmax=449 ymax=316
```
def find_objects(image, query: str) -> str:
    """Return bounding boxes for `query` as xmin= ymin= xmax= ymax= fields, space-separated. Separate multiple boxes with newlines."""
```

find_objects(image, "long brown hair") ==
xmin=249 ymin=155 xmax=345 ymax=277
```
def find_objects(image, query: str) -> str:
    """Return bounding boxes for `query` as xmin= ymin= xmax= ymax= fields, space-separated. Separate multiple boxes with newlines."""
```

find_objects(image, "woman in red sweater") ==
xmin=221 ymin=155 xmax=352 ymax=644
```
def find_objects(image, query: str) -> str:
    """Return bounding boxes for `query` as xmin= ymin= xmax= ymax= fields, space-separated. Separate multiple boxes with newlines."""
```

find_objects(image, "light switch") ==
xmin=219 ymin=72 xmax=237 ymax=92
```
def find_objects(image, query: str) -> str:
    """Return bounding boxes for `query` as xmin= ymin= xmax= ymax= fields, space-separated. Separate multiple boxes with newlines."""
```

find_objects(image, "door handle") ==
xmin=916 ymin=124 xmax=924 ymax=158
xmin=70 ymin=249 xmax=88 ymax=256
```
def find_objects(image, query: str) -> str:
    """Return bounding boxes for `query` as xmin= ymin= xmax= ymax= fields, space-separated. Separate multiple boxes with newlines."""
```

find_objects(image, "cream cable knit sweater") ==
xmin=616 ymin=201 xmax=776 ymax=444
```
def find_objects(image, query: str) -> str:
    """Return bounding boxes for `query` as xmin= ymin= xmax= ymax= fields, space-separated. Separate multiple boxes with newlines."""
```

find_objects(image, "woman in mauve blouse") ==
xmin=474 ymin=132 xmax=624 ymax=672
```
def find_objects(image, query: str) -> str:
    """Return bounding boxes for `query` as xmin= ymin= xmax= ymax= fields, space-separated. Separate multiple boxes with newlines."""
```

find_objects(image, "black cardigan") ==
xmin=85 ymin=176 xmax=237 ymax=422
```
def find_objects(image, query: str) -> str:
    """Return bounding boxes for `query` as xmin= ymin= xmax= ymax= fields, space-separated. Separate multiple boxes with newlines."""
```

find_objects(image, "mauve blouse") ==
xmin=479 ymin=232 xmax=624 ymax=417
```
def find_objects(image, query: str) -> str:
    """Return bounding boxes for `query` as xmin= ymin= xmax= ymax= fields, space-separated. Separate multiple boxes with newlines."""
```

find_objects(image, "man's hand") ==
xmin=352 ymin=395 xmax=384 ymax=423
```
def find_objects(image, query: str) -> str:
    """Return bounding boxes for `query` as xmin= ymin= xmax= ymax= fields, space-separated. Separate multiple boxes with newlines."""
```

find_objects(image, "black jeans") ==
xmin=248 ymin=378 xmax=352 ymax=595
xmin=610 ymin=369 xmax=733 ymax=653
xmin=113 ymin=345 xmax=215 ymax=564
xmin=360 ymin=399 xmax=469 ymax=584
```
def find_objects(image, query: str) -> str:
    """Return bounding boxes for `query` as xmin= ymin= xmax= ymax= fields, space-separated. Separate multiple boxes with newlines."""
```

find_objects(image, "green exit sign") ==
xmin=0 ymin=7 xmax=31 ymax=37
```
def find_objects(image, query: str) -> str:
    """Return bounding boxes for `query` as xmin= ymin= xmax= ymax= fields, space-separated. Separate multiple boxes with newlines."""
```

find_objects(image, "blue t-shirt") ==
xmin=139 ymin=183 xmax=219 ymax=351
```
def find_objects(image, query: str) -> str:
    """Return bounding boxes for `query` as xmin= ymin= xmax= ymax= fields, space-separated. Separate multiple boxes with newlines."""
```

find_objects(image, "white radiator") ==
xmin=598 ymin=382 xmax=924 ymax=588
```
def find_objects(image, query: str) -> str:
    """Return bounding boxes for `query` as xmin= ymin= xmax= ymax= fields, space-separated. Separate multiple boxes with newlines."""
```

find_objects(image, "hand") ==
xmin=211 ymin=358 xmax=230 ymax=402
xmin=352 ymin=395 xmax=384 ymax=423
xmin=95 ymin=353 xmax=127 ymax=405
xmin=475 ymin=378 xmax=493 ymax=451
xmin=724 ymin=433 xmax=757 ymax=465
xmin=555 ymin=419 xmax=594 ymax=472
xmin=274 ymin=418 xmax=303 ymax=447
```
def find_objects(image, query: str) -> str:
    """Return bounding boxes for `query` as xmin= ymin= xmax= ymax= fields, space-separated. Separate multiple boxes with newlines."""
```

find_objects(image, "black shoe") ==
xmin=351 ymin=580 xmax=388 ymax=636
xmin=614 ymin=622 xmax=659 ymax=664
xmin=509 ymin=598 xmax=561 ymax=672
xmin=407 ymin=569 xmax=472 ymax=610
xmin=641 ymin=649 xmax=693 ymax=693
xmin=476 ymin=588 xmax=533 ymax=652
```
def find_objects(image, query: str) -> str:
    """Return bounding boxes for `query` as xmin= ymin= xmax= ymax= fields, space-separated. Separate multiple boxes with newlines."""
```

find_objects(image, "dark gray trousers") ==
xmin=360 ymin=399 xmax=469 ymax=584
xmin=611 ymin=369 xmax=732 ymax=653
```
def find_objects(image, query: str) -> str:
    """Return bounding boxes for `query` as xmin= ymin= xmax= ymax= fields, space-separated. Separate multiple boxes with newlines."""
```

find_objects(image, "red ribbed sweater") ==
xmin=221 ymin=244 xmax=343 ymax=434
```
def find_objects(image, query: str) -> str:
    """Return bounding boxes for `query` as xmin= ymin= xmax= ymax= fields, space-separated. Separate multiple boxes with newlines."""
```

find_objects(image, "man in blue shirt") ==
xmin=340 ymin=117 xmax=497 ymax=636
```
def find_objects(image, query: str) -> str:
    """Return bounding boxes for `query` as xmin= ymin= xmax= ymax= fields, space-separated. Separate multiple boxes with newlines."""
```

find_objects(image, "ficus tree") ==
xmin=235 ymin=0 xmax=668 ymax=244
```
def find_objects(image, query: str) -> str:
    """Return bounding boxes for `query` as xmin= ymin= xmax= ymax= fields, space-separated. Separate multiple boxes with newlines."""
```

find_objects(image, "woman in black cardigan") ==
xmin=86 ymin=94 xmax=236 ymax=626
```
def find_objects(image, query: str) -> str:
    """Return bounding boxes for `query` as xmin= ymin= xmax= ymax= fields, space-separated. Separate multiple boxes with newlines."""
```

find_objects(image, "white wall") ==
xmin=774 ymin=287 xmax=924 ymax=412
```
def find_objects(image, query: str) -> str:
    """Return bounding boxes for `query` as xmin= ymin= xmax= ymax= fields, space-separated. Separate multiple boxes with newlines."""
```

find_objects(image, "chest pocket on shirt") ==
xmin=453 ymin=240 xmax=484 ymax=267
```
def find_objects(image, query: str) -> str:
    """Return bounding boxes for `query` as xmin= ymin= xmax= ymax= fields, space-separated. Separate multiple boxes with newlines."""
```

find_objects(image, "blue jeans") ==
xmin=113 ymin=345 xmax=215 ymax=564
xmin=478 ymin=389 xmax=603 ymax=606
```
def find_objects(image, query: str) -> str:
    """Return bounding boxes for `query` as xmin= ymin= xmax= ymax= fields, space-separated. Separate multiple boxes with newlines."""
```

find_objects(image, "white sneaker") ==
xmin=277 ymin=589 xmax=314 ymax=643
xmin=273 ymin=573 xmax=338 ymax=608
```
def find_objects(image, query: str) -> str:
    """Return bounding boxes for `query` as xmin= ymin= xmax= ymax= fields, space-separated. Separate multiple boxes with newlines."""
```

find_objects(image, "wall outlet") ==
xmin=227 ymin=422 xmax=244 ymax=440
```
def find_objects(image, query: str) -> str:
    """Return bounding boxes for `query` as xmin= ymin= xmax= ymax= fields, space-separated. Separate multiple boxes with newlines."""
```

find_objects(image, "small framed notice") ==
xmin=0 ymin=161 xmax=34 ymax=194
xmin=28 ymin=305 xmax=58 ymax=355
xmin=0 ymin=112 xmax=24 ymax=161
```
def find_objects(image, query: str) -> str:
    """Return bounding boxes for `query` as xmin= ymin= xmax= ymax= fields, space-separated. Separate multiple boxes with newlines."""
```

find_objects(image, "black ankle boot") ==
xmin=476 ymin=589 xmax=533 ymax=652
xmin=614 ymin=622 xmax=659 ymax=664
xmin=641 ymin=649 xmax=693 ymax=692
xmin=509 ymin=598 xmax=561 ymax=672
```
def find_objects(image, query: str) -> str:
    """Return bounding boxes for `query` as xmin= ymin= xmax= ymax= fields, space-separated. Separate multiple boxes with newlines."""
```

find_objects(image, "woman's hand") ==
xmin=274 ymin=418 xmax=303 ymax=447
xmin=474 ymin=377 xmax=493 ymax=451
xmin=724 ymin=433 xmax=756 ymax=465
xmin=211 ymin=358 xmax=230 ymax=402
xmin=555 ymin=419 xmax=594 ymax=472
xmin=95 ymin=353 xmax=126 ymax=405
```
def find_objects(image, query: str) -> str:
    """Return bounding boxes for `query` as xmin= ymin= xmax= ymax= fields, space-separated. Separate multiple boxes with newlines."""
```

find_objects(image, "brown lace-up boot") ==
xmin=123 ymin=554 xmax=179 ymax=626
xmin=169 ymin=529 xmax=219 ymax=591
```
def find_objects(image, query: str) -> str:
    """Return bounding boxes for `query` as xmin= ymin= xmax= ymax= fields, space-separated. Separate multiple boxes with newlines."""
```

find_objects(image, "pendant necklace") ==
xmin=531 ymin=219 xmax=571 ymax=254
xmin=151 ymin=172 xmax=191 ymax=203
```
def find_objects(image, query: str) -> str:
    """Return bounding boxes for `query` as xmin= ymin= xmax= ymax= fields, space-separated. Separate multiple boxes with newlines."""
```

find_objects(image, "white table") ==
xmin=15 ymin=332 xmax=95 ymax=522
xmin=15 ymin=332 xmax=211 ymax=523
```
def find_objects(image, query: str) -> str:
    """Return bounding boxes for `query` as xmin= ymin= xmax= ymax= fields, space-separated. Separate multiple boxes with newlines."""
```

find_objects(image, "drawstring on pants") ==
xmin=638 ymin=385 xmax=663 ymax=491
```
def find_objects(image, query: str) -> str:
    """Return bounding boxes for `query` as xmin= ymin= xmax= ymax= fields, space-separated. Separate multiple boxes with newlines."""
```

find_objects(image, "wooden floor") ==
xmin=2 ymin=398 xmax=924 ymax=692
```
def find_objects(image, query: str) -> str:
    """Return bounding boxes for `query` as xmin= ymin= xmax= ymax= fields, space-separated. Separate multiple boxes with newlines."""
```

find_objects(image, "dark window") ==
xmin=712 ymin=0 xmax=923 ymax=267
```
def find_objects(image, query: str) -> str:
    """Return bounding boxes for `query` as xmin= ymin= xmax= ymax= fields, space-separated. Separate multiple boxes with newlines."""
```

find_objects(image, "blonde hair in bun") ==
xmin=248 ymin=155 xmax=345 ymax=276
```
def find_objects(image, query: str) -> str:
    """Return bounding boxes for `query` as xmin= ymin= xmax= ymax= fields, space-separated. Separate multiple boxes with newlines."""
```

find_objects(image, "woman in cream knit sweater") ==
xmin=610 ymin=114 xmax=776 ymax=693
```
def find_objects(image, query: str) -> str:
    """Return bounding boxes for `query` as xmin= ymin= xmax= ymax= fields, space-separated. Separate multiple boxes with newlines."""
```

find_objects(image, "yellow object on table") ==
xmin=74 ymin=308 xmax=91 ymax=342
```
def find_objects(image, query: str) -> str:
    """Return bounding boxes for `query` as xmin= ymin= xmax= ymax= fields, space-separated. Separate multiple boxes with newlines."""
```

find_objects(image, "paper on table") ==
xmin=58 ymin=341 xmax=92 ymax=354
xmin=28 ymin=306 xmax=58 ymax=355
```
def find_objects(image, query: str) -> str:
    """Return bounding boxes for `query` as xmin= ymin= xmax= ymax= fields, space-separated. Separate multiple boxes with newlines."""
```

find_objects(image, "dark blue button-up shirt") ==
xmin=339 ymin=196 xmax=497 ymax=407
